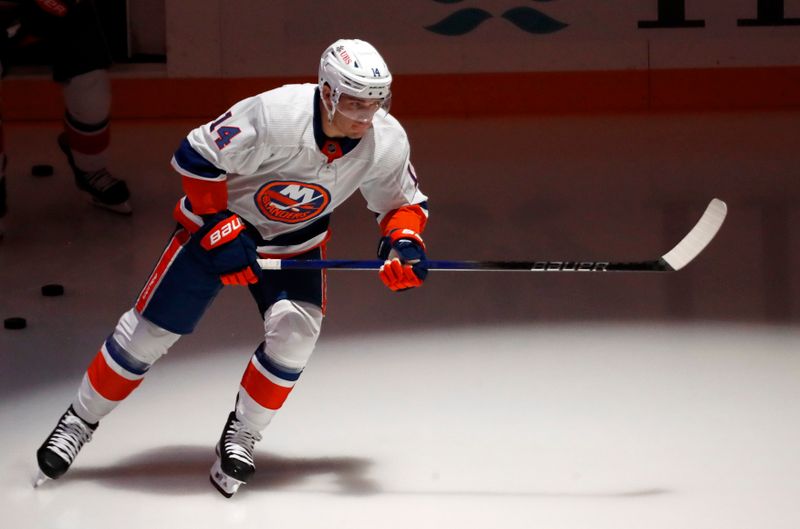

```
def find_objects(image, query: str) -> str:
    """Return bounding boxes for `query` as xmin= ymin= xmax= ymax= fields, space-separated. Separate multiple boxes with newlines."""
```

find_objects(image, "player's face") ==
xmin=335 ymin=94 xmax=383 ymax=124
xmin=322 ymin=87 xmax=384 ymax=139
xmin=331 ymin=107 xmax=373 ymax=138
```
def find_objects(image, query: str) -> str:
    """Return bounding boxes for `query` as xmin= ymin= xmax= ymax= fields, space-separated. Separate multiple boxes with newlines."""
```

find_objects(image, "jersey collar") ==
xmin=313 ymin=88 xmax=361 ymax=163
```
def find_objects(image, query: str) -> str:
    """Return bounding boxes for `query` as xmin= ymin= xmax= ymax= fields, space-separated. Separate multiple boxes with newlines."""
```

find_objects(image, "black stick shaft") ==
xmin=258 ymin=258 xmax=674 ymax=272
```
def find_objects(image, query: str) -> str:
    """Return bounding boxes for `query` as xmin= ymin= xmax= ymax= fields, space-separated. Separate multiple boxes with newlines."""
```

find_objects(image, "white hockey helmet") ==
xmin=319 ymin=39 xmax=392 ymax=122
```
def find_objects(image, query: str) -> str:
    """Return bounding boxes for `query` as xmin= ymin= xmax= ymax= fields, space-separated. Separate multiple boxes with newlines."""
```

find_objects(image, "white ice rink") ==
xmin=1 ymin=115 xmax=799 ymax=529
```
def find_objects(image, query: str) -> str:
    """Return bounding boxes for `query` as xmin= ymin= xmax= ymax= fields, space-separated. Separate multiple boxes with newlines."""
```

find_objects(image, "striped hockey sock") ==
xmin=72 ymin=336 xmax=151 ymax=424
xmin=236 ymin=343 xmax=304 ymax=432
xmin=63 ymin=112 xmax=110 ymax=172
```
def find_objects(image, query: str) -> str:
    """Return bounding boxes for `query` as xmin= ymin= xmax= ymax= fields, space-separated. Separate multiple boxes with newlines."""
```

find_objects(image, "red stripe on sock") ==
xmin=64 ymin=124 xmax=111 ymax=156
xmin=86 ymin=351 xmax=143 ymax=401
xmin=240 ymin=362 xmax=293 ymax=410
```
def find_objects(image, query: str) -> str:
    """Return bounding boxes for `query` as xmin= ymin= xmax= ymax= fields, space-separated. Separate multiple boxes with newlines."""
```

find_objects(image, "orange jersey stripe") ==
xmin=380 ymin=205 xmax=428 ymax=237
xmin=182 ymin=176 xmax=228 ymax=215
xmin=86 ymin=351 xmax=143 ymax=401
xmin=240 ymin=362 xmax=294 ymax=410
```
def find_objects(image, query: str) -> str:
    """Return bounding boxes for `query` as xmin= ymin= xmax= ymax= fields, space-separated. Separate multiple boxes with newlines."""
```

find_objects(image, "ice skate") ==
xmin=57 ymin=134 xmax=132 ymax=215
xmin=210 ymin=411 xmax=262 ymax=498
xmin=35 ymin=405 xmax=98 ymax=487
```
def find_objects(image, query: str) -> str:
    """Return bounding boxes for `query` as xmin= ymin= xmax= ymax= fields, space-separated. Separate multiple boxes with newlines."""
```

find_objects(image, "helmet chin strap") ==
xmin=321 ymin=88 xmax=339 ymax=124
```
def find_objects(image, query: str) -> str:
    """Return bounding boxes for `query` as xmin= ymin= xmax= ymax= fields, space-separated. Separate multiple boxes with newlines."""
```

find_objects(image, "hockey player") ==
xmin=35 ymin=38 xmax=429 ymax=497
xmin=0 ymin=0 xmax=131 ymax=240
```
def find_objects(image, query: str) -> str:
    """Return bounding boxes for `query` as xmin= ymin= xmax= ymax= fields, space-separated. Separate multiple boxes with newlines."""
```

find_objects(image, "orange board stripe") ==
xmin=3 ymin=67 xmax=799 ymax=121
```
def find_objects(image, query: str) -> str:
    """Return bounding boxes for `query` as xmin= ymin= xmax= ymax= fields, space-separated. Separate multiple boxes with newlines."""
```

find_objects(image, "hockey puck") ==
xmin=41 ymin=283 xmax=65 ymax=297
xmin=31 ymin=164 xmax=54 ymax=177
xmin=3 ymin=317 xmax=27 ymax=330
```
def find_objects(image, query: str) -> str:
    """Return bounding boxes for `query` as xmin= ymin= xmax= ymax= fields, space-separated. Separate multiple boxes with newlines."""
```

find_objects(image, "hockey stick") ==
xmin=258 ymin=198 xmax=727 ymax=273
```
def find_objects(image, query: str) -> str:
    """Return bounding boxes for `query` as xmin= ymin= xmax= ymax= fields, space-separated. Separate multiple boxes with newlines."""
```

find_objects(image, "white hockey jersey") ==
xmin=171 ymin=83 xmax=428 ymax=256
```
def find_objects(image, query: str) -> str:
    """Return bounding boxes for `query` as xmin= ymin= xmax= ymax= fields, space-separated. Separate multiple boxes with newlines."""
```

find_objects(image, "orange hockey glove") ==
xmin=377 ymin=230 xmax=428 ymax=292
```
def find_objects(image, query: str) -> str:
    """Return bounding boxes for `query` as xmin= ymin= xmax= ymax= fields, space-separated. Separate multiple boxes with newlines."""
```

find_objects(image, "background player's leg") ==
xmin=49 ymin=0 xmax=130 ymax=214
xmin=60 ymin=69 xmax=130 ymax=214
xmin=61 ymin=69 xmax=110 ymax=174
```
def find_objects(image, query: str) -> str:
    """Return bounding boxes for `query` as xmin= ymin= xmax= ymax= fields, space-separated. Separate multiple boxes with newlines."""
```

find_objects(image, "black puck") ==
xmin=31 ymin=164 xmax=54 ymax=177
xmin=41 ymin=283 xmax=65 ymax=296
xmin=4 ymin=317 xmax=27 ymax=330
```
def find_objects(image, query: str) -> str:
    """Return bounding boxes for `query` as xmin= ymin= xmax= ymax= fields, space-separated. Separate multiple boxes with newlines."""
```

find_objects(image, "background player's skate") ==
xmin=210 ymin=411 xmax=263 ymax=498
xmin=58 ymin=133 xmax=132 ymax=215
xmin=34 ymin=406 xmax=98 ymax=487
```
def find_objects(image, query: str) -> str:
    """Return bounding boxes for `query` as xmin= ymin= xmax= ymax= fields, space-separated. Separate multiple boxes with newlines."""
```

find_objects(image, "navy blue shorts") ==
xmin=135 ymin=228 xmax=325 ymax=335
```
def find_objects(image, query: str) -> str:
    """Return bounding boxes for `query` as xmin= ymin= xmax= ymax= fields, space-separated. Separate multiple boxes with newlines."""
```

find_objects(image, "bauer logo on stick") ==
xmin=255 ymin=181 xmax=331 ymax=224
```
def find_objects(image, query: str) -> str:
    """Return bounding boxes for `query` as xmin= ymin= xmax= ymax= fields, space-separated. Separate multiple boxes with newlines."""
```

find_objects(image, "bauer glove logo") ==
xmin=35 ymin=0 xmax=71 ymax=17
xmin=201 ymin=215 xmax=245 ymax=250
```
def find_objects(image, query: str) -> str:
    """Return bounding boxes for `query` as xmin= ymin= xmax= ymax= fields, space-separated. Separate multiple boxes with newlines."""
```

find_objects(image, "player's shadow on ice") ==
xmin=67 ymin=445 xmax=379 ymax=496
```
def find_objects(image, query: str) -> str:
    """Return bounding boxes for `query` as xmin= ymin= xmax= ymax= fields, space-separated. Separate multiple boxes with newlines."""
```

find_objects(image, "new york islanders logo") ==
xmin=255 ymin=181 xmax=331 ymax=224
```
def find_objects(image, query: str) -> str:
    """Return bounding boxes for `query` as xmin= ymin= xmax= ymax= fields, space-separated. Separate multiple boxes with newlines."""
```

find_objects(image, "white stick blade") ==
xmin=661 ymin=198 xmax=727 ymax=271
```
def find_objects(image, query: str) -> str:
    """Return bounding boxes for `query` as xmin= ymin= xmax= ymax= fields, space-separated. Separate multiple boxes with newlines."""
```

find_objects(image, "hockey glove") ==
xmin=33 ymin=0 xmax=75 ymax=18
xmin=377 ymin=229 xmax=428 ymax=292
xmin=189 ymin=211 xmax=260 ymax=286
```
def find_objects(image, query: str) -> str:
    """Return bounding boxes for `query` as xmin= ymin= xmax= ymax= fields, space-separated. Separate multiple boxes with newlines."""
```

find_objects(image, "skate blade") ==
xmin=210 ymin=458 xmax=243 ymax=498
xmin=33 ymin=470 xmax=50 ymax=488
xmin=90 ymin=198 xmax=133 ymax=216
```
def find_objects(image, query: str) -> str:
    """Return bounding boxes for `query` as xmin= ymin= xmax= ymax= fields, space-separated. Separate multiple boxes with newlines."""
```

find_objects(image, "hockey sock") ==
xmin=62 ymin=69 xmax=111 ymax=172
xmin=72 ymin=335 xmax=151 ymax=424
xmin=236 ymin=343 xmax=304 ymax=432
xmin=62 ymin=112 xmax=110 ymax=172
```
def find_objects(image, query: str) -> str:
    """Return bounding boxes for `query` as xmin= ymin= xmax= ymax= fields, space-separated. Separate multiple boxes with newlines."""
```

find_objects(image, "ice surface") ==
xmin=1 ymin=117 xmax=799 ymax=529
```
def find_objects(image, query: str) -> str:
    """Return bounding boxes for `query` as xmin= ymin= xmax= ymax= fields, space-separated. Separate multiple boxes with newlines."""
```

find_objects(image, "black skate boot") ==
xmin=57 ymin=133 xmax=132 ymax=215
xmin=210 ymin=411 xmax=262 ymax=498
xmin=35 ymin=405 xmax=98 ymax=487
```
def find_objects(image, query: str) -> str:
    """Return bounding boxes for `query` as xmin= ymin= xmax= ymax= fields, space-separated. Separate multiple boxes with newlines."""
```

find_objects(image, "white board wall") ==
xmin=158 ymin=0 xmax=800 ymax=77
